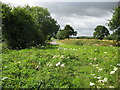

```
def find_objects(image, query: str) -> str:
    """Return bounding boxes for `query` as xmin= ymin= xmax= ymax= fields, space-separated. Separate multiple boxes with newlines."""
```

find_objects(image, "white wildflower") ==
xmin=92 ymin=64 xmax=98 ymax=67
xmin=35 ymin=66 xmax=39 ymax=70
xmin=90 ymin=82 xmax=95 ymax=86
xmin=109 ymin=86 xmax=115 ymax=88
xmin=67 ymin=57 xmax=69 ymax=59
xmin=103 ymin=77 xmax=107 ymax=82
xmin=110 ymin=71 xmax=115 ymax=74
xmin=98 ymin=68 xmax=103 ymax=71
xmin=110 ymin=65 xmax=113 ymax=67
xmin=53 ymin=55 xmax=58 ymax=58
xmin=61 ymin=64 xmax=65 ymax=67
xmin=94 ymin=58 xmax=97 ymax=60
xmin=89 ymin=63 xmax=92 ymax=65
xmin=113 ymin=67 xmax=118 ymax=71
xmin=91 ymin=74 xmax=95 ymax=76
xmin=4 ymin=66 xmax=7 ymax=68
xmin=18 ymin=62 xmax=21 ymax=64
xmin=94 ymin=76 xmax=97 ymax=78
xmin=41 ymin=46 xmax=44 ymax=48
xmin=97 ymin=86 xmax=101 ymax=88
xmin=49 ymin=64 xmax=52 ymax=67
xmin=104 ymin=52 xmax=107 ymax=53
xmin=96 ymin=66 xmax=100 ymax=69
xmin=60 ymin=55 xmax=64 ymax=59
xmin=97 ymin=77 xmax=102 ymax=79
xmin=98 ymin=80 xmax=104 ymax=82
xmin=117 ymin=63 xmax=120 ymax=66
xmin=56 ymin=62 xmax=61 ymax=66
xmin=1 ymin=77 xmax=9 ymax=80
xmin=110 ymin=45 xmax=112 ymax=47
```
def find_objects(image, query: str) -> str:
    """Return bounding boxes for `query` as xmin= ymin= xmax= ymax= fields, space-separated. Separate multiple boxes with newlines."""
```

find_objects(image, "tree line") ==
xmin=2 ymin=3 xmax=60 ymax=49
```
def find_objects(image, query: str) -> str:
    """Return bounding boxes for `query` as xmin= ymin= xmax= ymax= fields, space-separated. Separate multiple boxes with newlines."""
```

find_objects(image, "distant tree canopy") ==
xmin=2 ymin=3 xmax=59 ymax=49
xmin=56 ymin=25 xmax=77 ymax=40
xmin=108 ymin=5 xmax=120 ymax=41
xmin=93 ymin=25 xmax=110 ymax=40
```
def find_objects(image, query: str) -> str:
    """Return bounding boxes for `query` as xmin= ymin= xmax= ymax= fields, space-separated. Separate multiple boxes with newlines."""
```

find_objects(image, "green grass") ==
xmin=2 ymin=40 xmax=119 ymax=88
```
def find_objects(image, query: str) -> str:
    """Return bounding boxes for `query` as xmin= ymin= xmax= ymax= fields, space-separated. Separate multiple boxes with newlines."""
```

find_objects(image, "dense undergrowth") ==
xmin=1 ymin=39 xmax=119 ymax=88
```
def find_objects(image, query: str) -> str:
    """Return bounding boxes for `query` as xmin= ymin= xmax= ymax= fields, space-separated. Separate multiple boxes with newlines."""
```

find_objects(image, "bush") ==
xmin=75 ymin=41 xmax=84 ymax=46
xmin=2 ymin=6 xmax=44 ymax=49
xmin=104 ymin=35 xmax=113 ymax=40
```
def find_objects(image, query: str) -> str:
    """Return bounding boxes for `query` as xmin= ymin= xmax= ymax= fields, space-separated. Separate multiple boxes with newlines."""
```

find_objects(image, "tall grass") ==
xmin=60 ymin=39 xmax=118 ymax=47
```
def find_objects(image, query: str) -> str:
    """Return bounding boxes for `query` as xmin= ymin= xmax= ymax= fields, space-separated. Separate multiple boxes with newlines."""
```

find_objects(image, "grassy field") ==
xmin=1 ymin=39 xmax=119 ymax=88
xmin=60 ymin=39 xmax=119 ymax=46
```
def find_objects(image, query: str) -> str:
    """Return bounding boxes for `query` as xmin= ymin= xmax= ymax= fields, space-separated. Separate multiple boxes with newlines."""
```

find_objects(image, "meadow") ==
xmin=1 ymin=39 xmax=119 ymax=88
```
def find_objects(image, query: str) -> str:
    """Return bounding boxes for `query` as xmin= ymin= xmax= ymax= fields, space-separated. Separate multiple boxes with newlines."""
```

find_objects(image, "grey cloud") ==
xmin=36 ymin=2 xmax=118 ymax=36
xmin=38 ymin=2 xmax=117 ymax=17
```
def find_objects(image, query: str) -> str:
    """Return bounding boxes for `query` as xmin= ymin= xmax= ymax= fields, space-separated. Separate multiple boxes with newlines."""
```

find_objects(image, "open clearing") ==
xmin=2 ymin=39 xmax=119 ymax=88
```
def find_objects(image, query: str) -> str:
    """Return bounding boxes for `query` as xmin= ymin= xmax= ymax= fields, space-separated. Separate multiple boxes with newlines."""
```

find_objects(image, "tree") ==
xmin=64 ymin=25 xmax=77 ymax=38
xmin=108 ymin=5 xmax=120 ymax=41
xmin=93 ymin=25 xmax=110 ymax=40
xmin=56 ymin=25 xmax=77 ymax=40
xmin=27 ymin=6 xmax=60 ymax=40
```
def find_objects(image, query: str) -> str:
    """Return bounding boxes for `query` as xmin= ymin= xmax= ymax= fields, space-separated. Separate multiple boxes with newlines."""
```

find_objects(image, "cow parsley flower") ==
xmin=98 ymin=80 xmax=104 ymax=82
xmin=97 ymin=77 xmax=101 ymax=79
xmin=61 ymin=64 xmax=65 ymax=67
xmin=60 ymin=55 xmax=64 ymax=59
xmin=94 ymin=58 xmax=97 ymax=60
xmin=117 ymin=63 xmax=120 ymax=66
xmin=98 ymin=68 xmax=103 ymax=71
xmin=90 ymin=82 xmax=95 ymax=86
xmin=113 ymin=67 xmax=118 ymax=71
xmin=91 ymin=74 xmax=95 ymax=76
xmin=103 ymin=77 xmax=107 ymax=82
xmin=56 ymin=62 xmax=60 ymax=66
xmin=110 ymin=71 xmax=115 ymax=74
xmin=109 ymin=86 xmax=115 ymax=88
xmin=104 ymin=52 xmax=107 ymax=53
xmin=1 ymin=77 xmax=9 ymax=81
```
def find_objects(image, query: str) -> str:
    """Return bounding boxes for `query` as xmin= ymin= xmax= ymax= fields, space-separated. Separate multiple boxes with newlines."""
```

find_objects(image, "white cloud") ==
xmin=51 ymin=12 xmax=112 ymax=36
xmin=0 ymin=0 xmax=42 ymax=6
xmin=0 ymin=0 xmax=119 ymax=6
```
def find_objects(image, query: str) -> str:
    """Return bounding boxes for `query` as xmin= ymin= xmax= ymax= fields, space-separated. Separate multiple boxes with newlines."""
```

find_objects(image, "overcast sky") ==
xmin=0 ymin=0 xmax=119 ymax=36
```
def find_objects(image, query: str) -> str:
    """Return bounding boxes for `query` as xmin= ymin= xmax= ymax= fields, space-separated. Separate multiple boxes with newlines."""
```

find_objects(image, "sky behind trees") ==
xmin=1 ymin=0 xmax=119 ymax=36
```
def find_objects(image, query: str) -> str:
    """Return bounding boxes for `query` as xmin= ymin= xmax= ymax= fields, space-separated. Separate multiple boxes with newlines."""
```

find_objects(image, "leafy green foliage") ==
xmin=2 ymin=3 xmax=59 ymax=49
xmin=93 ymin=25 xmax=110 ymax=40
xmin=108 ymin=5 xmax=120 ymax=41
xmin=27 ymin=6 xmax=60 ymax=40
xmin=2 ymin=6 xmax=44 ymax=49
xmin=56 ymin=25 xmax=77 ymax=40
xmin=2 ymin=40 xmax=118 ymax=88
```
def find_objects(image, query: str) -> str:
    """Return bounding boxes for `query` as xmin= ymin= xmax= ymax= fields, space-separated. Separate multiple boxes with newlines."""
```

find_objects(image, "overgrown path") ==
xmin=50 ymin=40 xmax=59 ymax=45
